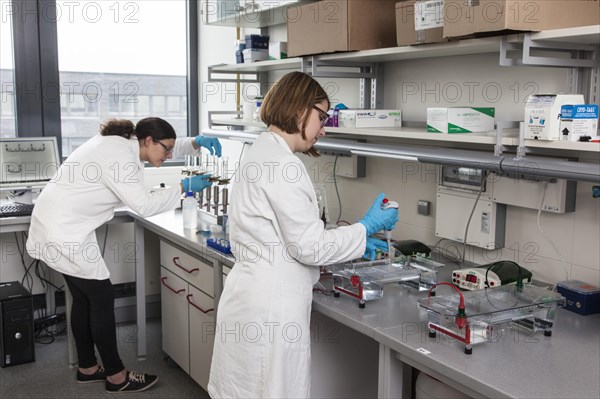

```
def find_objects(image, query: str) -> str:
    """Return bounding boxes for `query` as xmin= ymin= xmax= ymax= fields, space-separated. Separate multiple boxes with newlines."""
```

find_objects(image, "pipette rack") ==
xmin=418 ymin=284 xmax=565 ymax=354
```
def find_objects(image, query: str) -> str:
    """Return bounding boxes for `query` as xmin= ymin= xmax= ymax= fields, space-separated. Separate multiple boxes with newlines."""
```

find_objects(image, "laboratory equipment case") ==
xmin=556 ymin=280 xmax=600 ymax=315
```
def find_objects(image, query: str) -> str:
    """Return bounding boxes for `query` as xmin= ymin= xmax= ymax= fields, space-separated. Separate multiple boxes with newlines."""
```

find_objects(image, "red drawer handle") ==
xmin=186 ymin=294 xmax=214 ymax=314
xmin=160 ymin=277 xmax=185 ymax=294
xmin=173 ymin=257 xmax=199 ymax=273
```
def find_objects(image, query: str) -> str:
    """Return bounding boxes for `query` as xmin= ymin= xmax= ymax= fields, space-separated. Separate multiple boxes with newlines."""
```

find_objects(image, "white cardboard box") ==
xmin=242 ymin=49 xmax=269 ymax=63
xmin=524 ymin=94 xmax=584 ymax=141
xmin=427 ymin=107 xmax=495 ymax=133
xmin=338 ymin=109 xmax=402 ymax=128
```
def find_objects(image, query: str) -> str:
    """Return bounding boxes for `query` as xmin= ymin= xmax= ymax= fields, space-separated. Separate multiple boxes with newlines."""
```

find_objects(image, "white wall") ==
xmin=199 ymin=20 xmax=600 ymax=287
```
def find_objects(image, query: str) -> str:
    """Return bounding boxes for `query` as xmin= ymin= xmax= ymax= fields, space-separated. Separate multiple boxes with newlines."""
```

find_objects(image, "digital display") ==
xmin=466 ymin=274 xmax=477 ymax=283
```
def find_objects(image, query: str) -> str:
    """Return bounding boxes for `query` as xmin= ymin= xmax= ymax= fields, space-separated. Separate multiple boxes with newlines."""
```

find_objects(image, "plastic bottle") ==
xmin=182 ymin=192 xmax=197 ymax=230
xmin=254 ymin=96 xmax=264 ymax=122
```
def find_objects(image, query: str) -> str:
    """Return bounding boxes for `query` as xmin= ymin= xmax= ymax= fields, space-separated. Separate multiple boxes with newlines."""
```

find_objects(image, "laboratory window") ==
xmin=55 ymin=0 xmax=189 ymax=157
xmin=135 ymin=95 xmax=151 ymax=116
xmin=0 ymin=16 xmax=16 ymax=137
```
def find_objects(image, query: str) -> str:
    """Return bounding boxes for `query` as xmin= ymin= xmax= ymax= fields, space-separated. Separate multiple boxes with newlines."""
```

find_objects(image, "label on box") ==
xmin=427 ymin=107 xmax=495 ymax=133
xmin=339 ymin=110 xmax=402 ymax=128
xmin=560 ymin=104 xmax=599 ymax=141
xmin=415 ymin=0 xmax=444 ymax=30
xmin=524 ymin=94 xmax=585 ymax=140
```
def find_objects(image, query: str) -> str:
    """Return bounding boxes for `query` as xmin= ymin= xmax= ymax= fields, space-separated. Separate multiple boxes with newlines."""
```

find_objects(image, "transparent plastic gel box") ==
xmin=556 ymin=280 xmax=600 ymax=315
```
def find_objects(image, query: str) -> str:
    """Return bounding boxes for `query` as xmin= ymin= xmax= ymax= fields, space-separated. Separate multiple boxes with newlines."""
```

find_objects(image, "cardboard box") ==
xmin=524 ymin=94 xmax=584 ymax=140
xmin=338 ymin=109 xmax=402 ymax=128
xmin=559 ymin=104 xmax=599 ymax=141
xmin=427 ymin=107 xmax=495 ymax=133
xmin=396 ymin=0 xmax=447 ymax=46
xmin=443 ymin=0 xmax=600 ymax=39
xmin=287 ymin=0 xmax=398 ymax=57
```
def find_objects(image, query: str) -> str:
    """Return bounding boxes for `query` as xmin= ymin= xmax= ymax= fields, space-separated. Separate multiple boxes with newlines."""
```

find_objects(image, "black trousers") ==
xmin=62 ymin=274 xmax=125 ymax=376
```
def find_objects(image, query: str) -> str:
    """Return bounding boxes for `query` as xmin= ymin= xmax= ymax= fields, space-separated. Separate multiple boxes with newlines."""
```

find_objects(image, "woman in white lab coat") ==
xmin=208 ymin=72 xmax=398 ymax=398
xmin=26 ymin=117 xmax=220 ymax=393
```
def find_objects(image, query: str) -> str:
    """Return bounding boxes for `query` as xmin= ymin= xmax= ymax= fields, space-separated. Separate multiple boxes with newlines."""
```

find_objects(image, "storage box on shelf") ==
xmin=396 ymin=0 xmax=447 ymax=46
xmin=443 ymin=0 xmax=600 ymax=39
xmin=287 ymin=0 xmax=398 ymax=57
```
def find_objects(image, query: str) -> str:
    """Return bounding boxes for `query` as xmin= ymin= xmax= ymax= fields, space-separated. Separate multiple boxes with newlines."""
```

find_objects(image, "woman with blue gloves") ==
xmin=27 ymin=117 xmax=221 ymax=393
xmin=208 ymin=72 xmax=398 ymax=399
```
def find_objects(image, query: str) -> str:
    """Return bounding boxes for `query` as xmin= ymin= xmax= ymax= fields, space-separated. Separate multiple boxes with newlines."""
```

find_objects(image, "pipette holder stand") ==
xmin=419 ymin=284 xmax=565 ymax=354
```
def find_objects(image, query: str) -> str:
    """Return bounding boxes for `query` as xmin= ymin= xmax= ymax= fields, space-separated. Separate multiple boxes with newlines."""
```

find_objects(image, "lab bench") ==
xmin=3 ymin=209 xmax=598 ymax=398
xmin=134 ymin=209 xmax=599 ymax=399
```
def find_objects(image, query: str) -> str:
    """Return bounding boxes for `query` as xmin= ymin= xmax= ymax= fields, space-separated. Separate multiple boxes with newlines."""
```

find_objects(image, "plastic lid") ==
xmin=186 ymin=191 xmax=194 ymax=197
xmin=557 ymin=280 xmax=600 ymax=295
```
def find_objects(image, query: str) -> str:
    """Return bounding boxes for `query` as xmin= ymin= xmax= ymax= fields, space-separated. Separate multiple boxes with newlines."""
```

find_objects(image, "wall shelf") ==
xmin=208 ymin=26 xmax=600 ymax=74
xmin=210 ymin=117 xmax=600 ymax=154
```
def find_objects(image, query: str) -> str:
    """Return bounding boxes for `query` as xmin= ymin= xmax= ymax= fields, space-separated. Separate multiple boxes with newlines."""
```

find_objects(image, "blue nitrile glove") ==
xmin=195 ymin=135 xmax=222 ymax=157
xmin=181 ymin=174 xmax=212 ymax=193
xmin=363 ymin=237 xmax=389 ymax=261
xmin=358 ymin=192 xmax=399 ymax=237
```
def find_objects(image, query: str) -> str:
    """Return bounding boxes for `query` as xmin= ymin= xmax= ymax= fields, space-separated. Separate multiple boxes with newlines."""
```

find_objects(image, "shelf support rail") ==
xmin=208 ymin=68 xmax=260 ymax=83
xmin=499 ymin=34 xmax=599 ymax=68
xmin=208 ymin=110 xmax=243 ymax=129
xmin=494 ymin=121 xmax=520 ymax=157
xmin=308 ymin=56 xmax=378 ymax=79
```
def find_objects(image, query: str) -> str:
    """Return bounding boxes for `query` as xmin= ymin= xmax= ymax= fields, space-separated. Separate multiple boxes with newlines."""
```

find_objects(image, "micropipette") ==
xmin=381 ymin=198 xmax=399 ymax=263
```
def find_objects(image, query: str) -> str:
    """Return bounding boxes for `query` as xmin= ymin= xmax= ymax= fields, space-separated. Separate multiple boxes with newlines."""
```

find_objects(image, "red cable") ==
xmin=428 ymin=282 xmax=468 ymax=329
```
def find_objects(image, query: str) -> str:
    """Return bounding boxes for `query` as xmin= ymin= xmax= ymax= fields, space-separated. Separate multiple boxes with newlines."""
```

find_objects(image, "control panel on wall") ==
xmin=435 ymin=166 xmax=506 ymax=250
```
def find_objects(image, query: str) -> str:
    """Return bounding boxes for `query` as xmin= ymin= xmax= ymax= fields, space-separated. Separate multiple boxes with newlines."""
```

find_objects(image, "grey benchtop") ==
xmin=312 ymin=278 xmax=600 ymax=399
xmin=138 ymin=209 xmax=600 ymax=399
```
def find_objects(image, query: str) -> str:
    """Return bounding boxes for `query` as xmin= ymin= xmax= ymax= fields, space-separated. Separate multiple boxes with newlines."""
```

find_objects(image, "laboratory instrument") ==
xmin=381 ymin=198 xmax=399 ymax=263
xmin=419 ymin=282 xmax=565 ymax=354
xmin=330 ymin=254 xmax=444 ymax=308
xmin=556 ymin=280 xmax=600 ymax=315
xmin=452 ymin=261 xmax=532 ymax=291
xmin=0 ymin=137 xmax=61 ymax=208
xmin=182 ymin=154 xmax=232 ymax=252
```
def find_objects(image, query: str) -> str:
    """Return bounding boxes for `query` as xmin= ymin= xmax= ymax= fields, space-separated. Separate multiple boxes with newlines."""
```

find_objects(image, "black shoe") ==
xmin=106 ymin=371 xmax=158 ymax=393
xmin=77 ymin=366 xmax=106 ymax=383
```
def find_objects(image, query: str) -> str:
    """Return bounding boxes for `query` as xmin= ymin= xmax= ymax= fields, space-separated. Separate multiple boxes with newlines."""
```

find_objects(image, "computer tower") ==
xmin=0 ymin=281 xmax=35 ymax=367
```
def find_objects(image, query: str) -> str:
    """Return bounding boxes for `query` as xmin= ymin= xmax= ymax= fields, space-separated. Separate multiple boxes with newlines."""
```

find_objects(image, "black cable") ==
xmin=14 ymin=233 xmax=34 ymax=292
xmin=333 ymin=155 xmax=342 ymax=224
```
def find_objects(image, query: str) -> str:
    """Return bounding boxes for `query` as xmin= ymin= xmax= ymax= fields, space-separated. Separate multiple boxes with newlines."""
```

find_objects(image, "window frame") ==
xmin=10 ymin=0 xmax=198 ymax=165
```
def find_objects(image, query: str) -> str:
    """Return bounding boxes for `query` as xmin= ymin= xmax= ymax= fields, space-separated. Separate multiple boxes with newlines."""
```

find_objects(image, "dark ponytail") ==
xmin=100 ymin=119 xmax=135 ymax=138
xmin=100 ymin=117 xmax=176 ymax=141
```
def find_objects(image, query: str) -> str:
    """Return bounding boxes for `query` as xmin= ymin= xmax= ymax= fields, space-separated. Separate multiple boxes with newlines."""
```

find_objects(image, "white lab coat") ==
xmin=26 ymin=134 xmax=198 ymax=280
xmin=208 ymin=132 xmax=366 ymax=398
